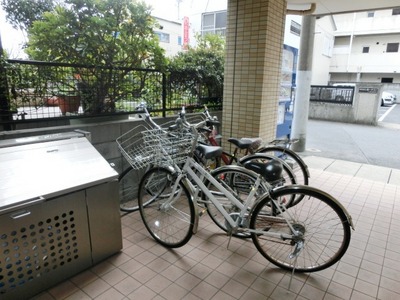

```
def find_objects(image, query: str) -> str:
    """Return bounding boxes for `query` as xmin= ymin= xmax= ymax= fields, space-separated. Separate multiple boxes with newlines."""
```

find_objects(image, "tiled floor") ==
xmin=33 ymin=161 xmax=400 ymax=300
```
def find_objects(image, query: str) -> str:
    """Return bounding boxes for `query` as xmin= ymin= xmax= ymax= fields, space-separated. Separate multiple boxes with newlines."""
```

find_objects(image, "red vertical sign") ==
xmin=183 ymin=16 xmax=189 ymax=50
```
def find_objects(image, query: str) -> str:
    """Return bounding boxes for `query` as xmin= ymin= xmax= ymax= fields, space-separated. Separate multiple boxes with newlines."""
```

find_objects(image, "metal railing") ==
xmin=0 ymin=60 xmax=222 ymax=128
xmin=310 ymin=85 xmax=354 ymax=105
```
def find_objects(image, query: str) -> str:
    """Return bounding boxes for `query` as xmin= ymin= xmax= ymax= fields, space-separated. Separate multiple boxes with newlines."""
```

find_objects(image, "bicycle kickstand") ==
xmin=288 ymin=240 xmax=303 ymax=290
xmin=288 ymin=258 xmax=297 ymax=291
xmin=226 ymin=230 xmax=234 ymax=250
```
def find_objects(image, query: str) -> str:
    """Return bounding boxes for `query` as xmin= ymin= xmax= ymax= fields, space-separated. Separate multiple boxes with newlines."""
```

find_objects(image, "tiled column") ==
xmin=223 ymin=0 xmax=287 ymax=147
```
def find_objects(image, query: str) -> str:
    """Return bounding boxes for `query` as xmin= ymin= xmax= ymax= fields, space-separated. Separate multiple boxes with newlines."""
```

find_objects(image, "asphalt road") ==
xmin=302 ymin=104 xmax=400 ymax=169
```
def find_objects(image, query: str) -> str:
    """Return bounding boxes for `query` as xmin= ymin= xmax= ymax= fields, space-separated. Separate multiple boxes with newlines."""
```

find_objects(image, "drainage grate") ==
xmin=0 ymin=210 xmax=79 ymax=295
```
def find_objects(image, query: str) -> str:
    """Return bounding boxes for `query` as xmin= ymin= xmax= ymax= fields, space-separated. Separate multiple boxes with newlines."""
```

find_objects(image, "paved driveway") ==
xmin=302 ymin=108 xmax=400 ymax=169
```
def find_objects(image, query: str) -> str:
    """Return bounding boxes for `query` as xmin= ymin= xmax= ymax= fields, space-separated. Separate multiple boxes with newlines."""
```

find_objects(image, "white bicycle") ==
xmin=135 ymin=126 xmax=354 ymax=272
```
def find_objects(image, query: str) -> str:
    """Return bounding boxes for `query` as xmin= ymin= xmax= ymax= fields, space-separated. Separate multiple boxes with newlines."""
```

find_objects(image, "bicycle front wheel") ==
xmin=250 ymin=185 xmax=351 ymax=272
xmin=138 ymin=167 xmax=195 ymax=248
xmin=119 ymin=166 xmax=147 ymax=212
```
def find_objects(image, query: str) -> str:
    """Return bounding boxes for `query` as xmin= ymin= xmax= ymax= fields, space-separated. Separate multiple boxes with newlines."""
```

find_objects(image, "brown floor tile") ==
xmin=26 ymin=166 xmax=400 ymax=300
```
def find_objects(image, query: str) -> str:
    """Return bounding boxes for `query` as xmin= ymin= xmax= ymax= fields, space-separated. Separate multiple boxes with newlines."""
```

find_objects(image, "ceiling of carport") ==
xmin=286 ymin=0 xmax=400 ymax=16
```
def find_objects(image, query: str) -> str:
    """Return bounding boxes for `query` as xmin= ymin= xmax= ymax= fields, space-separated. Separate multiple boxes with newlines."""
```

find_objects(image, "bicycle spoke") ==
xmin=139 ymin=167 xmax=195 ymax=248
xmin=250 ymin=186 xmax=351 ymax=272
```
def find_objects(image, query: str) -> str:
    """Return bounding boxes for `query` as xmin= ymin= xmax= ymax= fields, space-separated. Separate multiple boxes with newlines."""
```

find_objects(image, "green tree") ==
xmin=168 ymin=34 xmax=225 ymax=105
xmin=1 ymin=0 xmax=55 ymax=31
xmin=26 ymin=0 xmax=165 ymax=68
xmin=12 ymin=0 xmax=167 ymax=114
xmin=0 ymin=37 xmax=12 ymax=130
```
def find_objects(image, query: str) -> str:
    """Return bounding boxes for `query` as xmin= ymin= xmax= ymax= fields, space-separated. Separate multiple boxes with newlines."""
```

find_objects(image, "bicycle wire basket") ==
xmin=117 ymin=124 xmax=196 ymax=170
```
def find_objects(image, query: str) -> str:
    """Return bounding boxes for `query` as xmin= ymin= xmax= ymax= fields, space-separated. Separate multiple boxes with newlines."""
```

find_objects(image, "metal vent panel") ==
xmin=0 ymin=191 xmax=91 ymax=299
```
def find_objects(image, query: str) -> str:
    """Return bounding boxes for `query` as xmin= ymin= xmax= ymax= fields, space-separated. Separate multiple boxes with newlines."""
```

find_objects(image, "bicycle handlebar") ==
xmin=203 ymin=105 xmax=221 ymax=126
xmin=176 ymin=105 xmax=220 ymax=131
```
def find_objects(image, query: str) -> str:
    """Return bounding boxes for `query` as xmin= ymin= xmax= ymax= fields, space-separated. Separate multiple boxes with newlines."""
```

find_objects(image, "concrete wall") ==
xmin=330 ymin=33 xmax=400 ymax=75
xmin=0 ymin=111 xmax=222 ymax=175
xmin=309 ymin=83 xmax=381 ymax=125
xmin=311 ymin=16 xmax=335 ymax=85
xmin=334 ymin=10 xmax=400 ymax=36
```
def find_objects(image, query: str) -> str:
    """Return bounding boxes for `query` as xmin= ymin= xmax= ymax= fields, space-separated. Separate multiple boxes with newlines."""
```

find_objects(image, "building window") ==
xmin=362 ymin=46 xmax=370 ymax=53
xmin=381 ymin=78 xmax=393 ymax=83
xmin=386 ymin=43 xmax=399 ymax=52
xmin=201 ymin=11 xmax=227 ymax=36
xmin=290 ymin=20 xmax=301 ymax=36
xmin=367 ymin=11 xmax=375 ymax=18
xmin=155 ymin=32 xmax=170 ymax=43
xmin=392 ymin=8 xmax=400 ymax=15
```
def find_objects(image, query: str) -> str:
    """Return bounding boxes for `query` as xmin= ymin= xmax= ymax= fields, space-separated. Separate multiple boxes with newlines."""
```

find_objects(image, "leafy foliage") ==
xmin=25 ymin=0 xmax=165 ymax=69
xmin=168 ymin=34 xmax=225 ymax=104
xmin=1 ymin=0 xmax=55 ymax=31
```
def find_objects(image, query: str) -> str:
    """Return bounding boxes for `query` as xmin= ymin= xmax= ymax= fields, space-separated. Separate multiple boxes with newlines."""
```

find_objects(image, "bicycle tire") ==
xmin=250 ymin=185 xmax=351 ymax=272
xmin=257 ymin=146 xmax=309 ymax=186
xmin=138 ymin=167 xmax=195 ymax=248
xmin=205 ymin=166 xmax=268 ymax=238
xmin=119 ymin=166 xmax=148 ymax=212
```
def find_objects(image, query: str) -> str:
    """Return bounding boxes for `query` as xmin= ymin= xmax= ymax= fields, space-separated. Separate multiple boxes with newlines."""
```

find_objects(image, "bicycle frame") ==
xmin=165 ymin=155 xmax=295 ymax=240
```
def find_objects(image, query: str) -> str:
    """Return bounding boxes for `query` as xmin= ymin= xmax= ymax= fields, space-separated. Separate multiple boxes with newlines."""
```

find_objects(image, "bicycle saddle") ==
xmin=228 ymin=137 xmax=262 ymax=150
xmin=196 ymin=144 xmax=223 ymax=159
xmin=243 ymin=159 xmax=283 ymax=182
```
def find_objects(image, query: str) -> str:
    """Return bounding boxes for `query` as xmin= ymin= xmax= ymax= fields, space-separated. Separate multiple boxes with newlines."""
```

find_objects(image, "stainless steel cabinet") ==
xmin=0 ymin=132 xmax=121 ymax=299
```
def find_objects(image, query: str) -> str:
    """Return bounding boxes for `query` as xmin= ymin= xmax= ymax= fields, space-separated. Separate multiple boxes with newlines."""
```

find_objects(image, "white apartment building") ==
xmin=154 ymin=17 xmax=183 ymax=57
xmin=198 ymin=10 xmax=302 ymax=49
xmin=153 ymin=2 xmax=302 ymax=57
xmin=312 ymin=8 xmax=400 ymax=85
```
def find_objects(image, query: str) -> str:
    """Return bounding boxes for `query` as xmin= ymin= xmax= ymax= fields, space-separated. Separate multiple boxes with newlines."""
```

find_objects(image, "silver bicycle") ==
xmin=136 ymin=126 xmax=354 ymax=272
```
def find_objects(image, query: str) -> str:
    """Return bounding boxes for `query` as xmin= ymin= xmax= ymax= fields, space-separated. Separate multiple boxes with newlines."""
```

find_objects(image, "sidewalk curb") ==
xmin=302 ymin=155 xmax=400 ymax=186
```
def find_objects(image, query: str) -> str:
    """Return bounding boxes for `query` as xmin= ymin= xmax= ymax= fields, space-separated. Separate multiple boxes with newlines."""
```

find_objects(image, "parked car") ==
xmin=381 ymin=91 xmax=395 ymax=106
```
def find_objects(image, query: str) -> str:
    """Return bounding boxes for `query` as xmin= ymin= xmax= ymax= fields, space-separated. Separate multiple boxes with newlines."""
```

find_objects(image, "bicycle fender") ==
xmin=270 ymin=185 xmax=355 ymax=230
xmin=239 ymin=154 xmax=296 ymax=182
xmin=257 ymin=146 xmax=311 ymax=178
xmin=210 ymin=164 xmax=261 ymax=178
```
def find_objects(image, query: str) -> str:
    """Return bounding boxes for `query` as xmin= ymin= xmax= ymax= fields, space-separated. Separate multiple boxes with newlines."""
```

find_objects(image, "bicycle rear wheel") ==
xmin=119 ymin=166 xmax=147 ymax=212
xmin=250 ymin=185 xmax=351 ymax=272
xmin=138 ymin=167 xmax=195 ymax=248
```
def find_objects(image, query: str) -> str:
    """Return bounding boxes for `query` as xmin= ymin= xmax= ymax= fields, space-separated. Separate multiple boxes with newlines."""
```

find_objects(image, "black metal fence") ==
xmin=310 ymin=85 xmax=355 ymax=105
xmin=0 ymin=60 xmax=222 ymax=128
